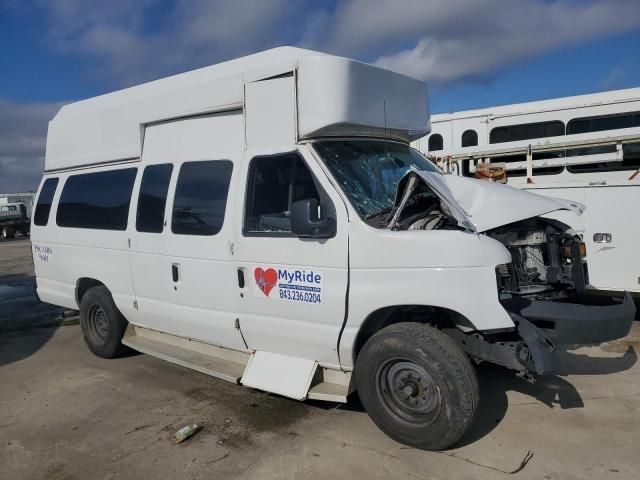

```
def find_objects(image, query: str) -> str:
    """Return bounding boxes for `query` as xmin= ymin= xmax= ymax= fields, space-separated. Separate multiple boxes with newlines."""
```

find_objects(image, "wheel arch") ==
xmin=351 ymin=304 xmax=476 ymax=365
xmin=75 ymin=277 xmax=107 ymax=308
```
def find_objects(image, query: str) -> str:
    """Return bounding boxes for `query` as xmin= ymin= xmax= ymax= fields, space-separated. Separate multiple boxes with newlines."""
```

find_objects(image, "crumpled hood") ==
xmin=394 ymin=171 xmax=585 ymax=233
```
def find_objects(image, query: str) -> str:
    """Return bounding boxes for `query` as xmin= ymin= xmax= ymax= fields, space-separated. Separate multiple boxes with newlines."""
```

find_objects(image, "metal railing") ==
xmin=427 ymin=133 xmax=640 ymax=183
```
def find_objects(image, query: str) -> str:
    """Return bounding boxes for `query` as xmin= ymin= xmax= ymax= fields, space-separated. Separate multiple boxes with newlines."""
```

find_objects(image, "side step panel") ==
xmin=122 ymin=325 xmax=353 ymax=402
xmin=308 ymin=368 xmax=353 ymax=402
xmin=122 ymin=325 xmax=250 ymax=384
xmin=241 ymin=351 xmax=317 ymax=400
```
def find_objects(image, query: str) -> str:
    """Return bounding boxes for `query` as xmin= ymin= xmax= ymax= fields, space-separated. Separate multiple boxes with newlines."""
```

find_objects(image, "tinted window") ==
xmin=567 ymin=111 xmax=640 ymax=135
xmin=172 ymin=160 xmax=232 ymax=236
xmin=428 ymin=134 xmax=443 ymax=151
xmin=57 ymin=168 xmax=137 ymax=230
xmin=34 ymin=178 xmax=59 ymax=226
xmin=245 ymin=154 xmax=320 ymax=234
xmin=567 ymin=143 xmax=640 ymax=173
xmin=565 ymin=144 xmax=617 ymax=157
xmin=490 ymin=121 xmax=564 ymax=144
xmin=461 ymin=130 xmax=478 ymax=147
xmin=136 ymin=164 xmax=173 ymax=233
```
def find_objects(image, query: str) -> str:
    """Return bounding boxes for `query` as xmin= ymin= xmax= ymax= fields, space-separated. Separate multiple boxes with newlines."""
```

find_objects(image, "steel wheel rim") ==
xmin=87 ymin=304 xmax=110 ymax=345
xmin=375 ymin=358 xmax=441 ymax=428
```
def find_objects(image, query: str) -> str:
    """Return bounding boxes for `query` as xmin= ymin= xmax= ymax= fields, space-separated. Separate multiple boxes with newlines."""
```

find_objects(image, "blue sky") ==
xmin=1 ymin=0 xmax=640 ymax=191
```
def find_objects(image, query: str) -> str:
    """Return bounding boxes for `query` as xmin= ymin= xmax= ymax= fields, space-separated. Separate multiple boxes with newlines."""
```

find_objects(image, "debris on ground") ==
xmin=173 ymin=424 xmax=202 ymax=444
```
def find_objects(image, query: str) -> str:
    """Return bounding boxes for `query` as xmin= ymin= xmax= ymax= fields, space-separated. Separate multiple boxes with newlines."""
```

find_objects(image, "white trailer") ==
xmin=414 ymin=88 xmax=640 ymax=296
xmin=32 ymin=48 xmax=634 ymax=450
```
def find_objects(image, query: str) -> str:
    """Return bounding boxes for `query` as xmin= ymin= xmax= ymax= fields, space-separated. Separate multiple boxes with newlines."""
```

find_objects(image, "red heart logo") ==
xmin=254 ymin=267 xmax=278 ymax=297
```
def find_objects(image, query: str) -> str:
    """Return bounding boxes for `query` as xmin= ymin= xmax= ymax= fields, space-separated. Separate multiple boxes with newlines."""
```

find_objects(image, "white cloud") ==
xmin=3 ymin=0 xmax=640 ymax=190
xmin=365 ymin=0 xmax=640 ymax=83
xmin=601 ymin=66 xmax=628 ymax=90
xmin=29 ymin=0 xmax=640 ymax=86
xmin=35 ymin=0 xmax=302 ymax=86
xmin=0 ymin=100 xmax=62 ymax=192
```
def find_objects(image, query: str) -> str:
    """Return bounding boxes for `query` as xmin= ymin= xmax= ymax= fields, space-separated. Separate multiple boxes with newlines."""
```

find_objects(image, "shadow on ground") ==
xmin=333 ymin=340 xmax=636 ymax=449
xmin=0 ymin=273 xmax=68 ymax=366
xmin=0 ymin=326 xmax=61 ymax=367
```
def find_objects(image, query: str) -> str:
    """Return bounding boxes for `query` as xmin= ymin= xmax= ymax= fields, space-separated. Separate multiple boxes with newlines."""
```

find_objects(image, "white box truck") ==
xmin=32 ymin=47 xmax=634 ymax=450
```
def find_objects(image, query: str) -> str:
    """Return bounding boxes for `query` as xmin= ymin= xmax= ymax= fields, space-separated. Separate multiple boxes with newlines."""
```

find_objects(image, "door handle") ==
xmin=593 ymin=233 xmax=612 ymax=243
xmin=171 ymin=263 xmax=180 ymax=282
xmin=237 ymin=268 xmax=245 ymax=288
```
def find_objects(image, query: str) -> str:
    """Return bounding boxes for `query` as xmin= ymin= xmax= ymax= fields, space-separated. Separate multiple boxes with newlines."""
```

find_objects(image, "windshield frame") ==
xmin=310 ymin=138 xmax=442 ymax=223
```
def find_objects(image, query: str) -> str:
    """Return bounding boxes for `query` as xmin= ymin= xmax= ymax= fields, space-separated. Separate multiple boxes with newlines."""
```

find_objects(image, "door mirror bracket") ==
xmin=291 ymin=199 xmax=336 ymax=238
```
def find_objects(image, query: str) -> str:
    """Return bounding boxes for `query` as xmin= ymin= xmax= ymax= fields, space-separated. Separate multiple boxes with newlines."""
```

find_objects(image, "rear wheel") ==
xmin=355 ymin=322 xmax=479 ymax=450
xmin=79 ymin=285 xmax=128 ymax=358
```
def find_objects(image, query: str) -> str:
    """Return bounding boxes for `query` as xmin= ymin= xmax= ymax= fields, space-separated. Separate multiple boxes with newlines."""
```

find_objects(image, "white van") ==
xmin=32 ymin=47 xmax=635 ymax=450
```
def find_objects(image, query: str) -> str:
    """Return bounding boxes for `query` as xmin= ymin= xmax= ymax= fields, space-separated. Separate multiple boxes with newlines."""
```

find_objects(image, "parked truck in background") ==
xmin=0 ymin=202 xmax=30 ymax=239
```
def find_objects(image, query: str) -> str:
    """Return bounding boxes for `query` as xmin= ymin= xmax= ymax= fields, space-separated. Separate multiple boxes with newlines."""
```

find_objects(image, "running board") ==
xmin=121 ymin=325 xmax=353 ymax=402
xmin=308 ymin=367 xmax=353 ymax=402
xmin=122 ymin=325 xmax=250 ymax=384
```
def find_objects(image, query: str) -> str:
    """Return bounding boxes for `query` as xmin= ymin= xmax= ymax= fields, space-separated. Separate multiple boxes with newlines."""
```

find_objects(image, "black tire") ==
xmin=79 ymin=285 xmax=128 ymax=358
xmin=1 ymin=226 xmax=15 ymax=239
xmin=355 ymin=322 xmax=479 ymax=450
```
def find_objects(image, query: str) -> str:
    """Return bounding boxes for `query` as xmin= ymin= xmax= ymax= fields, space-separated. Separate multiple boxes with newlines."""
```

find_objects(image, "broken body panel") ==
xmin=368 ymin=167 xmax=635 ymax=376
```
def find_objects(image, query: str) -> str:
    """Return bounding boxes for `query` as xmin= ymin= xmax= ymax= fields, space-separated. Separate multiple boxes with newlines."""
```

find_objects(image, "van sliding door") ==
xmin=129 ymin=112 xmax=247 ymax=350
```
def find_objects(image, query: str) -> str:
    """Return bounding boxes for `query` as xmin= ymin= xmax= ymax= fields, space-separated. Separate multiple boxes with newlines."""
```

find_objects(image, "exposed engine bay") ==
xmin=488 ymin=218 xmax=588 ymax=297
xmin=382 ymin=171 xmax=588 ymax=299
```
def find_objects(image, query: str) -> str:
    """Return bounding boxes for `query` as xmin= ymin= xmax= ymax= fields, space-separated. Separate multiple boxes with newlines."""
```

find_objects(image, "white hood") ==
xmin=394 ymin=171 xmax=584 ymax=233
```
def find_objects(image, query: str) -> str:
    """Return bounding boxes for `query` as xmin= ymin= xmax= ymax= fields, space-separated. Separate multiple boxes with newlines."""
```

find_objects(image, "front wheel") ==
xmin=355 ymin=323 xmax=479 ymax=450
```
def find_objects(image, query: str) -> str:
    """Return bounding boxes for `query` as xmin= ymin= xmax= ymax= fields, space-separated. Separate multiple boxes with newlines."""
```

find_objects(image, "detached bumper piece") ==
xmin=505 ymin=292 xmax=635 ymax=345
xmin=513 ymin=315 xmax=566 ymax=376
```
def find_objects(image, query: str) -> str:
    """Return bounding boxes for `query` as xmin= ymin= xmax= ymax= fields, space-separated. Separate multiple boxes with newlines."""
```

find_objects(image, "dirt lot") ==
xmin=1 ymin=240 xmax=639 ymax=480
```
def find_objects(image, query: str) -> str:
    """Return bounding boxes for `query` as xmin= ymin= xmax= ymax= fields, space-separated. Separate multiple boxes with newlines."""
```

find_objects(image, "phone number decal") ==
xmin=278 ymin=285 xmax=322 ymax=304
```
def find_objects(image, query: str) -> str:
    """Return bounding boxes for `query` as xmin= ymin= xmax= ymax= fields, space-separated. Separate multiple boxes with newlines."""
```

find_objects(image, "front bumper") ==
xmin=503 ymin=292 xmax=635 ymax=376
xmin=505 ymin=292 xmax=635 ymax=345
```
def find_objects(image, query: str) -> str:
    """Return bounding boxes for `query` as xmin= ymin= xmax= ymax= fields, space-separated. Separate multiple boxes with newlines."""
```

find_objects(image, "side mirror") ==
xmin=291 ymin=198 xmax=336 ymax=238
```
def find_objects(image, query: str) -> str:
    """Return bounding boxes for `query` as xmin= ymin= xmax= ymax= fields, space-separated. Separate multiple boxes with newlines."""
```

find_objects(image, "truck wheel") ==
xmin=79 ymin=286 xmax=128 ymax=358
xmin=1 ymin=226 xmax=15 ymax=239
xmin=355 ymin=322 xmax=479 ymax=450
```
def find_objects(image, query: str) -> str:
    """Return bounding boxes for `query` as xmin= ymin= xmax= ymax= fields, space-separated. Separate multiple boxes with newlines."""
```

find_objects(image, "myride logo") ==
xmin=253 ymin=266 xmax=323 ymax=304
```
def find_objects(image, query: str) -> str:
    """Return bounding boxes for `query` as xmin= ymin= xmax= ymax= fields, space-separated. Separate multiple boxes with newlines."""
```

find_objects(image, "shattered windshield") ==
xmin=314 ymin=140 xmax=440 ymax=219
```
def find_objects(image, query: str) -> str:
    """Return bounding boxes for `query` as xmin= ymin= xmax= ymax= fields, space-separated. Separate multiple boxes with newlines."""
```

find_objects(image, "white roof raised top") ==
xmin=45 ymin=47 xmax=429 ymax=172
xmin=432 ymin=86 xmax=640 ymax=122
xmin=56 ymin=46 xmax=322 ymax=117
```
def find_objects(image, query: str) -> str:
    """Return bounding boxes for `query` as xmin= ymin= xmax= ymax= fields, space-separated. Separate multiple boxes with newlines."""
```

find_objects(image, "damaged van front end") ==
xmin=389 ymin=170 xmax=636 ymax=378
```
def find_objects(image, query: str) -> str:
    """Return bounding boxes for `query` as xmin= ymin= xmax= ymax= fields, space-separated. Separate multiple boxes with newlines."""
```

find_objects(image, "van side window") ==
xmin=244 ymin=153 xmax=320 ymax=234
xmin=136 ymin=164 xmax=173 ymax=233
xmin=171 ymin=160 xmax=233 ymax=236
xmin=57 ymin=168 xmax=137 ymax=230
xmin=34 ymin=178 xmax=59 ymax=226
